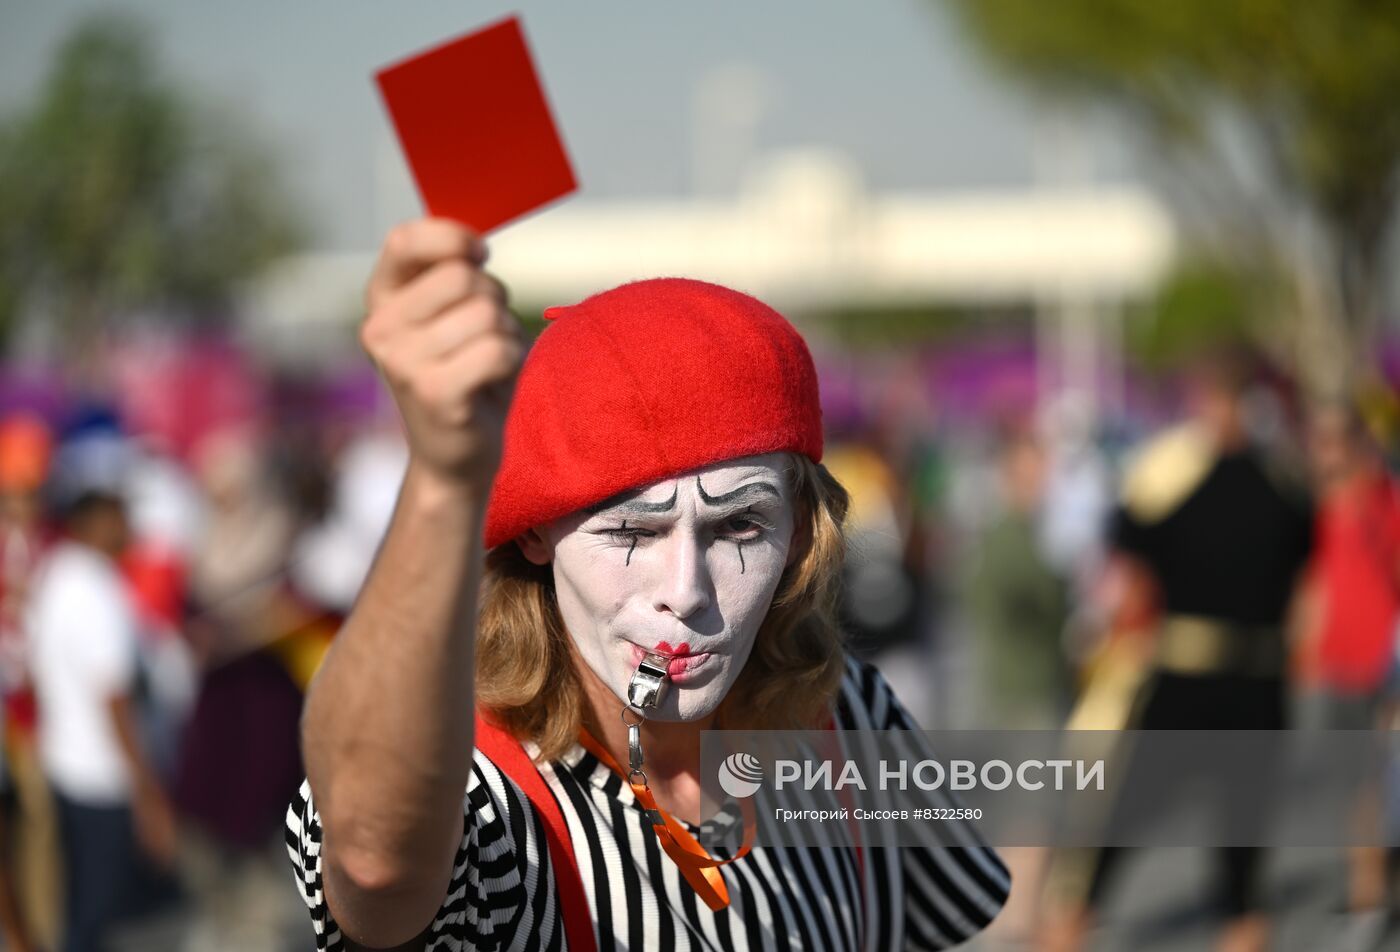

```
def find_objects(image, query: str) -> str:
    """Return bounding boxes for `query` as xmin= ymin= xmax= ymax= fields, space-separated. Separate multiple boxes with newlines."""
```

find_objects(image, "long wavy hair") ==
xmin=475 ymin=452 xmax=852 ymax=762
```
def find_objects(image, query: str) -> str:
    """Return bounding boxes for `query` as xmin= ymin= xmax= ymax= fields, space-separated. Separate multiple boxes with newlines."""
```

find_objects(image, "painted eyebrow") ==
xmin=584 ymin=484 xmax=679 ymax=518
xmin=696 ymin=477 xmax=782 ymax=508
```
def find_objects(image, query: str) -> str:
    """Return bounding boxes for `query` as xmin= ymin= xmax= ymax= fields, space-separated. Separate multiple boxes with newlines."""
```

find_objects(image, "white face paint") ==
xmin=521 ymin=453 xmax=797 ymax=722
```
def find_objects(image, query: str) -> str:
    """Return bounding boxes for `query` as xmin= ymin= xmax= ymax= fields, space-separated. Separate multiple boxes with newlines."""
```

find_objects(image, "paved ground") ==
xmin=109 ymin=915 xmax=308 ymax=952
xmin=967 ymin=847 xmax=1398 ymax=952
xmin=95 ymin=848 xmax=1389 ymax=951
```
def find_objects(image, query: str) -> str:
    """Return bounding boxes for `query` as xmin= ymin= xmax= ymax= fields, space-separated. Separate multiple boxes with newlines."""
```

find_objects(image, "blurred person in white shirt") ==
xmin=26 ymin=490 xmax=175 ymax=952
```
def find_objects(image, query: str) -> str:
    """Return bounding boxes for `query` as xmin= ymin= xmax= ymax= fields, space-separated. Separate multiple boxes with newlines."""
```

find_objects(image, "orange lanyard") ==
xmin=577 ymin=725 xmax=756 ymax=911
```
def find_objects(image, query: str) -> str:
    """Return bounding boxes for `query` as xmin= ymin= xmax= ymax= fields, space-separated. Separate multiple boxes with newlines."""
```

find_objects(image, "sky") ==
xmin=0 ymin=0 xmax=1135 ymax=251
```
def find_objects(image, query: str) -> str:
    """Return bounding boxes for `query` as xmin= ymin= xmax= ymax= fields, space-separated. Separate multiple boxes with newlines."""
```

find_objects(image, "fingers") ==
xmin=362 ymin=282 xmax=521 ymax=376
xmin=393 ymin=259 xmax=506 ymax=327
xmin=426 ymin=331 xmax=526 ymax=399
xmin=398 ymin=332 xmax=524 ymax=432
xmin=362 ymin=254 xmax=513 ymax=357
xmin=359 ymin=218 xmax=524 ymax=486
xmin=367 ymin=219 xmax=488 ymax=306
xmin=479 ymin=271 xmax=510 ymax=308
xmin=405 ymin=298 xmax=523 ymax=363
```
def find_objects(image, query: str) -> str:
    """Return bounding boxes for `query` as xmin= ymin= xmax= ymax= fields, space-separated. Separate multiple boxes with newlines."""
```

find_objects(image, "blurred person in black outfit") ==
xmin=1044 ymin=350 xmax=1314 ymax=952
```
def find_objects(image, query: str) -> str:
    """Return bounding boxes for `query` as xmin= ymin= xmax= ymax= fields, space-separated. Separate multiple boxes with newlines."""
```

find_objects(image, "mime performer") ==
xmin=287 ymin=218 xmax=1009 ymax=951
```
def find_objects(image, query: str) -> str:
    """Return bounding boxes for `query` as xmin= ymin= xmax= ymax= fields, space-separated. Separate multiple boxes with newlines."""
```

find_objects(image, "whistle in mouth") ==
xmin=627 ymin=651 xmax=671 ymax=710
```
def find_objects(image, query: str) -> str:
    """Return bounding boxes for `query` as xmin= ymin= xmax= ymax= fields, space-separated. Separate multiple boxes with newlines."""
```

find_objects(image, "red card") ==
xmin=375 ymin=15 xmax=577 ymax=234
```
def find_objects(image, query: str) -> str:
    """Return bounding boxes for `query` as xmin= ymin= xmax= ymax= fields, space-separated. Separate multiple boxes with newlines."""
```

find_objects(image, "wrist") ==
xmin=133 ymin=773 xmax=164 ymax=800
xmin=402 ymin=460 xmax=491 ymax=516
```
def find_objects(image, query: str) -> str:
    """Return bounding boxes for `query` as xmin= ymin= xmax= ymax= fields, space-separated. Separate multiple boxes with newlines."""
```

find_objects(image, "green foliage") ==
xmin=944 ymin=0 xmax=1400 ymax=383
xmin=946 ymin=0 xmax=1400 ymax=206
xmin=0 ymin=13 xmax=304 ymax=348
xmin=808 ymin=302 xmax=1017 ymax=349
xmin=1125 ymin=259 xmax=1269 ymax=370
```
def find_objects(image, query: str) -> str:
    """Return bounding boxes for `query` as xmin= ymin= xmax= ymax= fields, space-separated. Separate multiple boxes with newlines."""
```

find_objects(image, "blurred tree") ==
xmin=1127 ymin=259 xmax=1274 ymax=371
xmin=815 ymin=302 xmax=1001 ymax=349
xmin=0 ymin=13 xmax=303 ymax=352
xmin=943 ymin=0 xmax=1400 ymax=394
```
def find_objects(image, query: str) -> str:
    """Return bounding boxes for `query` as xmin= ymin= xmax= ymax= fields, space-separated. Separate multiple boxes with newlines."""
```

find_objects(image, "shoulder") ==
xmin=35 ymin=543 xmax=126 ymax=605
xmin=42 ymin=541 xmax=105 ymax=579
xmin=831 ymin=661 xmax=1013 ymax=945
xmin=833 ymin=655 xmax=914 ymax=730
xmin=1120 ymin=423 xmax=1216 ymax=524
xmin=29 ymin=544 xmax=76 ymax=598
xmin=1253 ymin=451 xmax=1313 ymax=515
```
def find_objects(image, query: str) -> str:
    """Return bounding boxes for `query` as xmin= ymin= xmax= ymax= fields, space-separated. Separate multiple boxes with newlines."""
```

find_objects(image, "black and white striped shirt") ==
xmin=287 ymin=657 xmax=1009 ymax=950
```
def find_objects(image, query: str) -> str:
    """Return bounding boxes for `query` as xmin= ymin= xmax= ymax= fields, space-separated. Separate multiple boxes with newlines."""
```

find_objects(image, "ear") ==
xmin=515 ymin=527 xmax=554 ymax=566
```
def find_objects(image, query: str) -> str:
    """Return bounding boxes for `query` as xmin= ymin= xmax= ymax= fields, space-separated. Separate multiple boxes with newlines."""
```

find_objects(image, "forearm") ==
xmin=303 ymin=217 xmax=519 ymax=947
xmin=302 ymin=462 xmax=484 ymax=910
xmin=106 ymin=694 xmax=161 ymax=795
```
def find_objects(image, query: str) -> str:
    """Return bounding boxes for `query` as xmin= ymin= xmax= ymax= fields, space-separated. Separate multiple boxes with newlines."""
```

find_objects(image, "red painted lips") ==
xmin=631 ymin=641 xmax=712 ymax=683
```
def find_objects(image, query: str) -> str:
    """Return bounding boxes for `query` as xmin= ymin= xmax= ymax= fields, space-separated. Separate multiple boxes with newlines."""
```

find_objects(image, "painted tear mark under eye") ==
xmin=621 ymin=520 xmax=639 ymax=567
xmin=697 ymin=476 xmax=747 ymax=574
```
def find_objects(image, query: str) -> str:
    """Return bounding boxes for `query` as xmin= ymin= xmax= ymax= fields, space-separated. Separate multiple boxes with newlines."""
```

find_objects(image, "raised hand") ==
xmin=361 ymin=219 xmax=524 ymax=494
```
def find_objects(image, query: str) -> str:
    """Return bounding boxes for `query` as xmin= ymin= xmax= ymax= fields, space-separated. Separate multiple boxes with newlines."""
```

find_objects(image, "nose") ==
xmin=652 ymin=534 xmax=712 ymax=620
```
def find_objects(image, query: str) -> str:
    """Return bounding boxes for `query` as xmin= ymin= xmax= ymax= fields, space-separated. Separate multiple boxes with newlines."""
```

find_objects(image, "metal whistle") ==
xmin=623 ymin=650 xmax=672 ymax=790
xmin=626 ymin=650 xmax=672 ymax=711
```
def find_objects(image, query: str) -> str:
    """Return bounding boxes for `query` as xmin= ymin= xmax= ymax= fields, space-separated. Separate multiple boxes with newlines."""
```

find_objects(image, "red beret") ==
xmin=483 ymin=277 xmax=823 ymax=548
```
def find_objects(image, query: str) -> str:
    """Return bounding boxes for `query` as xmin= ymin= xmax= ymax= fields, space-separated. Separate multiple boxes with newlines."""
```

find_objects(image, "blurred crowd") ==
xmin=828 ymin=342 xmax=1400 ymax=952
xmin=3 ymin=328 xmax=1400 ymax=951
xmin=0 ymin=344 xmax=410 ymax=951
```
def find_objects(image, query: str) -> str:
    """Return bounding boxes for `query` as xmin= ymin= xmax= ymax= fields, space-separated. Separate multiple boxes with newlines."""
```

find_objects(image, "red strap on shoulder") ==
xmin=474 ymin=712 xmax=597 ymax=952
